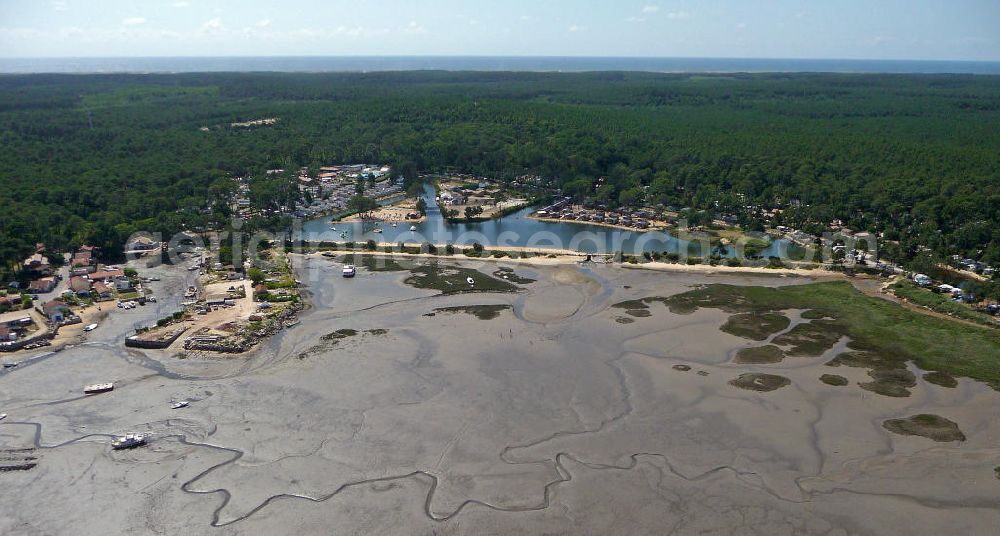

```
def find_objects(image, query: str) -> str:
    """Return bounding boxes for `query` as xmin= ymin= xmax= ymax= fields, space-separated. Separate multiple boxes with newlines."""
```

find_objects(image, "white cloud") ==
xmin=51 ymin=1 xmax=68 ymax=11
xmin=404 ymin=21 xmax=427 ymax=34
xmin=626 ymin=16 xmax=646 ymax=23
xmin=171 ymin=1 xmax=189 ymax=7
xmin=568 ymin=24 xmax=587 ymax=32
xmin=666 ymin=11 xmax=691 ymax=19
xmin=255 ymin=18 xmax=271 ymax=28
xmin=469 ymin=18 xmax=480 ymax=26
xmin=642 ymin=5 xmax=659 ymax=13
xmin=122 ymin=17 xmax=147 ymax=26
xmin=200 ymin=17 xmax=223 ymax=34
xmin=735 ymin=22 xmax=747 ymax=29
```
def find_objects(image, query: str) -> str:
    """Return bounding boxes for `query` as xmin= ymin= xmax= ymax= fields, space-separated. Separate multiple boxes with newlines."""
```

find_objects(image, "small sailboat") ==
xmin=410 ymin=225 xmax=417 ymax=232
xmin=391 ymin=222 xmax=397 ymax=227
xmin=373 ymin=228 xmax=383 ymax=234
xmin=330 ymin=226 xmax=337 ymax=231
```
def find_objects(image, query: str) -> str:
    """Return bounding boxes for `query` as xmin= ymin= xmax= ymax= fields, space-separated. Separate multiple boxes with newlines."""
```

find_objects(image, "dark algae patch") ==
xmin=923 ymin=371 xmax=958 ymax=388
xmin=611 ymin=296 xmax=672 ymax=317
xmin=322 ymin=329 xmax=359 ymax=341
xmin=297 ymin=328 xmax=384 ymax=359
xmin=721 ymin=312 xmax=790 ymax=341
xmin=493 ymin=267 xmax=536 ymax=284
xmin=660 ymin=282 xmax=1000 ymax=390
xmin=995 ymin=467 xmax=1000 ymax=480
xmin=614 ymin=317 xmax=635 ymax=324
xmin=734 ymin=345 xmax=785 ymax=364
xmin=860 ymin=369 xmax=916 ymax=397
xmin=820 ymin=374 xmax=849 ymax=386
xmin=883 ymin=414 xmax=966 ymax=442
xmin=729 ymin=373 xmax=791 ymax=392
xmin=433 ymin=305 xmax=511 ymax=320
xmin=340 ymin=254 xmax=408 ymax=272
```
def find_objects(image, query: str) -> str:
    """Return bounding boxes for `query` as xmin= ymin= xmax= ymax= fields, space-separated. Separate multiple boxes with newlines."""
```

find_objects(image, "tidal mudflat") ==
xmin=1 ymin=255 xmax=999 ymax=535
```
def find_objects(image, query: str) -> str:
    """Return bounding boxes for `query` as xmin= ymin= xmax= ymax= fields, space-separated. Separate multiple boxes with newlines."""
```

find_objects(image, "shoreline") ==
xmin=526 ymin=214 xmax=671 ymax=233
xmin=293 ymin=243 xmax=844 ymax=278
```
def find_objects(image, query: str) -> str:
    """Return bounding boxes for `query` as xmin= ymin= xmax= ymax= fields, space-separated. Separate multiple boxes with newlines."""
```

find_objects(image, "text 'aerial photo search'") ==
xmin=1 ymin=1 xmax=999 ymax=534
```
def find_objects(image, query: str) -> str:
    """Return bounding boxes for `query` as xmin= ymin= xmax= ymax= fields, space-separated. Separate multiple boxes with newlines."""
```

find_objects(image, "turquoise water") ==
xmin=302 ymin=185 xmax=794 ymax=257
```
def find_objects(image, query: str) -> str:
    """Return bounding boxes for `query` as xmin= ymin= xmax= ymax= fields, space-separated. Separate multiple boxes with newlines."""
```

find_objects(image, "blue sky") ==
xmin=1 ymin=0 xmax=998 ymax=60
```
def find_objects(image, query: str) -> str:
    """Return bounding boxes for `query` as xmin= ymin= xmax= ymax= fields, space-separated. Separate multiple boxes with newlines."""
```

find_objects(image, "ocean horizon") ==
xmin=2 ymin=55 xmax=1000 ymax=75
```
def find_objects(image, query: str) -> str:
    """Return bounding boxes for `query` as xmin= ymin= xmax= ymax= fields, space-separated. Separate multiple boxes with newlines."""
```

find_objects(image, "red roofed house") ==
xmin=89 ymin=269 xmax=124 ymax=282
xmin=29 ymin=277 xmax=58 ymax=293
xmin=42 ymin=300 xmax=70 ymax=323
xmin=69 ymin=276 xmax=91 ymax=297
xmin=92 ymin=281 xmax=113 ymax=300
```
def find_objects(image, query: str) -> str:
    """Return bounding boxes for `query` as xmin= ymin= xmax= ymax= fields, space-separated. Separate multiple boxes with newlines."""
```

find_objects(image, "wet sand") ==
xmin=1 ymin=258 xmax=998 ymax=535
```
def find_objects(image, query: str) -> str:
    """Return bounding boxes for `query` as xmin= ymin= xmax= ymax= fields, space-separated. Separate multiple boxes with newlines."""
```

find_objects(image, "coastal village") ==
xmin=3 ymin=162 xmax=999 ymax=360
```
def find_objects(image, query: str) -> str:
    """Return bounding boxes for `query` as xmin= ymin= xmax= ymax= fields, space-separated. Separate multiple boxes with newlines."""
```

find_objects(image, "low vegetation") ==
xmin=663 ymin=282 xmax=1000 ymax=389
xmin=720 ymin=312 xmax=790 ymax=341
xmin=820 ymin=374 xmax=849 ymax=386
xmin=882 ymin=414 xmax=966 ymax=442
xmin=430 ymin=305 xmax=511 ymax=321
xmin=733 ymin=345 xmax=786 ymax=364
xmin=728 ymin=373 xmax=791 ymax=392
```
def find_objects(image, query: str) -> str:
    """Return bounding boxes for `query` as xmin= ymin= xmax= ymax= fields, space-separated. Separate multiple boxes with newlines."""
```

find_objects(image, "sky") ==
xmin=0 ymin=0 xmax=998 ymax=61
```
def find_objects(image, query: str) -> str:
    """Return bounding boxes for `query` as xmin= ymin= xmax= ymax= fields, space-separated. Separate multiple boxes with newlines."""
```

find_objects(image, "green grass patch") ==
xmin=720 ymin=312 xmax=790 ymax=341
xmin=341 ymin=254 xmax=408 ymax=272
xmin=662 ymin=281 xmax=1000 ymax=389
xmin=404 ymin=263 xmax=518 ymax=295
xmin=771 ymin=320 xmax=846 ymax=356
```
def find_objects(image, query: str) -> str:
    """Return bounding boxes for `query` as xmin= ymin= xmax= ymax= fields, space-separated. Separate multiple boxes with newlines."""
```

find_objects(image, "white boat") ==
xmin=111 ymin=433 xmax=147 ymax=450
xmin=3 ymin=362 xmax=18 ymax=369
xmin=170 ymin=401 xmax=189 ymax=409
xmin=83 ymin=323 xmax=98 ymax=332
xmin=84 ymin=383 xmax=114 ymax=394
xmin=391 ymin=223 xmax=397 ymax=227
xmin=0 ymin=413 xmax=7 ymax=421
xmin=410 ymin=225 xmax=417 ymax=231
xmin=342 ymin=265 xmax=357 ymax=278
xmin=329 ymin=226 xmax=337 ymax=231
xmin=373 ymin=228 xmax=383 ymax=233
xmin=467 ymin=277 xmax=475 ymax=285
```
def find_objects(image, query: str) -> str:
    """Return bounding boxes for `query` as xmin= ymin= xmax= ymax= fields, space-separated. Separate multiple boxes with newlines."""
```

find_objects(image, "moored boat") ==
xmin=111 ymin=433 xmax=147 ymax=450
xmin=84 ymin=383 xmax=114 ymax=394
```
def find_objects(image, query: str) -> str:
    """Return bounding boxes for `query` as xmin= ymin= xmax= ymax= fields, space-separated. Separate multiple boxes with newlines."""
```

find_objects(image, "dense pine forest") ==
xmin=1 ymin=71 xmax=998 ymax=277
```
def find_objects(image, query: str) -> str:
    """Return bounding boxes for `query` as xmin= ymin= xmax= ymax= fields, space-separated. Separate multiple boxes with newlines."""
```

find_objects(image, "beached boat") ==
xmin=342 ymin=265 xmax=357 ymax=278
xmin=3 ymin=362 xmax=18 ymax=369
xmin=111 ymin=433 xmax=147 ymax=450
xmin=84 ymin=383 xmax=114 ymax=395
xmin=83 ymin=323 xmax=98 ymax=332
xmin=0 ymin=413 xmax=7 ymax=421
xmin=170 ymin=401 xmax=189 ymax=409
xmin=467 ymin=277 xmax=475 ymax=285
